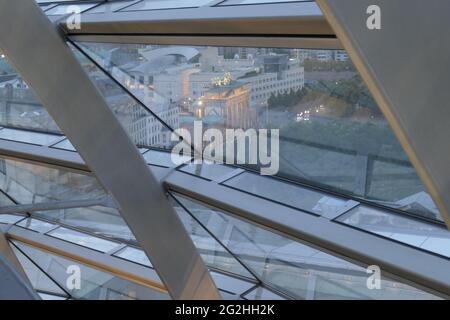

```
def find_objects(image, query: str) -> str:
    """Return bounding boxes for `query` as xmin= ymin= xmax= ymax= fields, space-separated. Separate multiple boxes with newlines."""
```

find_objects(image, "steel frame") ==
xmin=0 ymin=0 xmax=219 ymax=300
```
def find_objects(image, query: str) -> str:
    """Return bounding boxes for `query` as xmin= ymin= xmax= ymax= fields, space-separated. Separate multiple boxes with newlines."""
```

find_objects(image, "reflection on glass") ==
xmin=17 ymin=218 xmax=56 ymax=233
xmin=180 ymin=163 xmax=236 ymax=181
xmin=34 ymin=206 xmax=136 ymax=244
xmin=224 ymin=171 xmax=352 ymax=216
xmin=0 ymin=191 xmax=14 ymax=206
xmin=338 ymin=206 xmax=450 ymax=258
xmin=38 ymin=293 xmax=67 ymax=300
xmin=243 ymin=287 xmax=286 ymax=300
xmin=47 ymin=227 xmax=119 ymax=253
xmin=85 ymin=0 xmax=138 ymax=13
xmin=52 ymin=138 xmax=75 ymax=151
xmin=13 ymin=241 xmax=170 ymax=300
xmin=0 ymin=55 xmax=61 ymax=134
xmin=11 ymin=244 xmax=68 ymax=298
xmin=72 ymin=44 xmax=175 ymax=150
xmin=0 ymin=214 xmax=24 ymax=225
xmin=114 ymin=246 xmax=152 ymax=267
xmin=122 ymin=0 xmax=212 ymax=11
xmin=174 ymin=193 xmax=440 ymax=300
xmin=210 ymin=271 xmax=255 ymax=296
xmin=75 ymin=42 xmax=440 ymax=222
xmin=0 ymin=128 xmax=61 ymax=145
xmin=170 ymin=196 xmax=256 ymax=279
xmin=46 ymin=3 xmax=98 ymax=15
xmin=0 ymin=156 xmax=106 ymax=205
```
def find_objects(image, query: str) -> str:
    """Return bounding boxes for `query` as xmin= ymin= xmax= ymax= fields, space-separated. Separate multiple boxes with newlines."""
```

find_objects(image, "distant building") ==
xmin=194 ymin=78 xmax=254 ymax=130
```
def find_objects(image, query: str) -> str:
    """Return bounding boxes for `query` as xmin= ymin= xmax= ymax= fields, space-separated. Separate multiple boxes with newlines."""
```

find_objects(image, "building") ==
xmin=194 ymin=78 xmax=253 ymax=130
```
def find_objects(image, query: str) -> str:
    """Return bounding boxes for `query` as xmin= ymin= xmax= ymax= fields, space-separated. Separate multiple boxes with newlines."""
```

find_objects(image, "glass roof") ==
xmin=0 ymin=0 xmax=448 ymax=300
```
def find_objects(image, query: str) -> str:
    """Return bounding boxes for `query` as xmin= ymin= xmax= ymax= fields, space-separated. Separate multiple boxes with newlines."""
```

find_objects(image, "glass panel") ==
xmin=51 ymin=138 xmax=76 ymax=151
xmin=224 ymin=171 xmax=353 ymax=216
xmin=114 ymin=246 xmax=152 ymax=267
xmin=85 ymin=0 xmax=138 ymax=13
xmin=0 ymin=214 xmax=24 ymax=224
xmin=338 ymin=206 xmax=450 ymax=258
xmin=170 ymin=196 xmax=256 ymax=280
xmin=210 ymin=271 xmax=255 ymax=295
xmin=0 ymin=52 xmax=61 ymax=134
xmin=33 ymin=206 xmax=136 ymax=244
xmin=38 ymin=292 xmax=67 ymax=300
xmin=143 ymin=149 xmax=191 ymax=167
xmin=13 ymin=241 xmax=170 ymax=300
xmin=75 ymin=42 xmax=440 ymax=222
xmin=71 ymin=44 xmax=176 ymax=150
xmin=174 ymin=194 xmax=440 ymax=300
xmin=0 ymin=191 xmax=14 ymax=206
xmin=0 ymin=128 xmax=61 ymax=145
xmin=180 ymin=163 xmax=236 ymax=181
xmin=47 ymin=227 xmax=119 ymax=253
xmin=17 ymin=218 xmax=56 ymax=233
xmin=243 ymin=287 xmax=286 ymax=300
xmin=46 ymin=3 xmax=98 ymax=15
xmin=0 ymin=156 xmax=106 ymax=205
xmin=11 ymin=244 xmax=68 ymax=298
xmin=121 ymin=0 xmax=212 ymax=11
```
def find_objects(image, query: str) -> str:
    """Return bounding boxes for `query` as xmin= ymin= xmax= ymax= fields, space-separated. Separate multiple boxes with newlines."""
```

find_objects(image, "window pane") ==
xmin=51 ymin=138 xmax=75 ymax=151
xmin=180 ymin=163 xmax=236 ymax=181
xmin=0 ymin=156 xmax=106 ymax=205
xmin=75 ymin=42 xmax=441 ymax=222
xmin=174 ymin=193 xmax=440 ymax=300
xmin=13 ymin=241 xmax=170 ymax=300
xmin=17 ymin=218 xmax=56 ymax=233
xmin=46 ymin=4 xmax=98 ymax=15
xmin=0 ymin=128 xmax=61 ymax=145
xmin=47 ymin=227 xmax=119 ymax=253
xmin=0 ymin=214 xmax=24 ymax=225
xmin=170 ymin=196 xmax=256 ymax=280
xmin=243 ymin=287 xmax=286 ymax=300
xmin=338 ymin=206 xmax=450 ymax=258
xmin=210 ymin=271 xmax=255 ymax=296
xmin=121 ymin=0 xmax=212 ymax=11
xmin=0 ymin=54 xmax=61 ymax=134
xmin=33 ymin=206 xmax=136 ymax=244
xmin=114 ymin=246 xmax=152 ymax=267
xmin=224 ymin=171 xmax=354 ymax=216
xmin=11 ymin=244 xmax=69 ymax=298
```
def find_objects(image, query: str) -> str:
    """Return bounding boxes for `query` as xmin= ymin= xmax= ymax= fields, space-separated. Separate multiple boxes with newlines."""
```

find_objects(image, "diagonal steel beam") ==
xmin=0 ymin=0 xmax=219 ymax=299
xmin=316 ymin=0 xmax=450 ymax=228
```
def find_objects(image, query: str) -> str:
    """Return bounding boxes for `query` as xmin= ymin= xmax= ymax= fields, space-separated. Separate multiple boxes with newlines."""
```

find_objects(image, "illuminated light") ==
xmin=0 ymin=54 xmax=5 ymax=59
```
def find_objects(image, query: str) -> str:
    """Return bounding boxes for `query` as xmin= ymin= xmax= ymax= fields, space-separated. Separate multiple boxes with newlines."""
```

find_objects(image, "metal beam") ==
xmin=316 ymin=0 xmax=450 ymax=229
xmin=7 ymin=225 xmax=166 ymax=294
xmin=0 ymin=0 xmax=219 ymax=299
xmin=165 ymin=171 xmax=450 ymax=296
xmin=63 ymin=2 xmax=333 ymax=36
xmin=1 ymin=136 xmax=449 ymax=296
